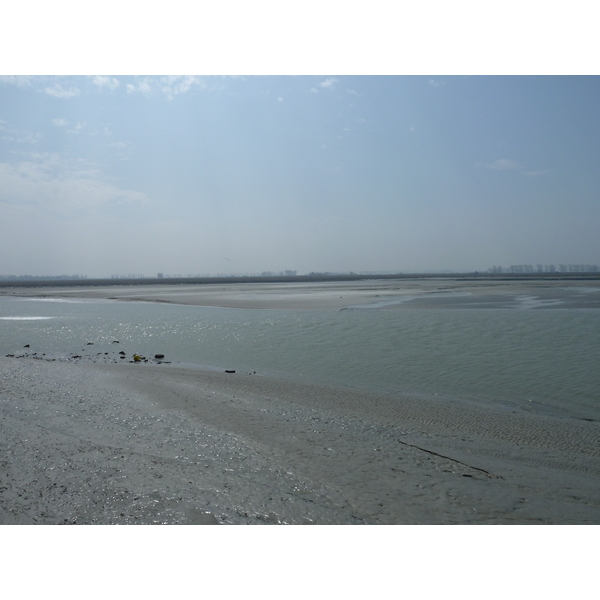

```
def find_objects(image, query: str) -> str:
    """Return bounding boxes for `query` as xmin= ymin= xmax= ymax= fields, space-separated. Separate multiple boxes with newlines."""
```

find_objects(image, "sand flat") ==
xmin=1 ymin=356 xmax=599 ymax=524
xmin=2 ymin=278 xmax=600 ymax=310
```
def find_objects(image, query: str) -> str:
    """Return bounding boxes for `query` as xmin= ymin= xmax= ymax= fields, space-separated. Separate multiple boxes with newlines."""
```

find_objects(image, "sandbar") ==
xmin=2 ymin=277 xmax=600 ymax=310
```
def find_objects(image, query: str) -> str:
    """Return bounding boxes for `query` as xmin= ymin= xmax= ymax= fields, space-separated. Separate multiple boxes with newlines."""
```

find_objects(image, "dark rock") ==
xmin=112 ymin=340 xmax=120 ymax=343
xmin=225 ymin=369 xmax=236 ymax=373
xmin=119 ymin=351 xmax=126 ymax=355
xmin=155 ymin=354 xmax=165 ymax=359
xmin=24 ymin=344 xmax=30 ymax=348
xmin=87 ymin=342 xmax=94 ymax=345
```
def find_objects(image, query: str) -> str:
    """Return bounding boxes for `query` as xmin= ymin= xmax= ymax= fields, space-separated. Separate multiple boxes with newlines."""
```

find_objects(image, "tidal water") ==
xmin=1 ymin=295 xmax=599 ymax=421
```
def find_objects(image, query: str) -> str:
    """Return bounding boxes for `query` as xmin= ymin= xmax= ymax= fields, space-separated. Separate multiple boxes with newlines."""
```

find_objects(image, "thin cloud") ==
xmin=160 ymin=76 xmax=204 ymax=99
xmin=126 ymin=78 xmax=152 ymax=95
xmin=52 ymin=118 xmax=68 ymax=127
xmin=2 ymin=133 xmax=41 ymax=144
xmin=428 ymin=79 xmax=444 ymax=88
xmin=485 ymin=158 xmax=519 ymax=171
xmin=92 ymin=75 xmax=120 ymax=90
xmin=0 ymin=75 xmax=34 ymax=88
xmin=107 ymin=140 xmax=131 ymax=162
xmin=0 ymin=153 xmax=149 ymax=217
xmin=67 ymin=122 xmax=87 ymax=134
xmin=480 ymin=159 xmax=549 ymax=175
xmin=320 ymin=78 xmax=338 ymax=89
xmin=1 ymin=76 xmax=81 ymax=99
xmin=310 ymin=88 xmax=319 ymax=94
xmin=0 ymin=121 xmax=42 ymax=144
xmin=125 ymin=76 xmax=205 ymax=99
xmin=43 ymin=83 xmax=80 ymax=99
xmin=2 ymin=74 xmax=205 ymax=100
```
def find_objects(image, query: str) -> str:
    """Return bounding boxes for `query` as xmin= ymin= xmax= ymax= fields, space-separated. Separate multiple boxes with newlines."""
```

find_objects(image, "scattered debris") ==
xmin=5 ymin=347 xmax=174 ymax=367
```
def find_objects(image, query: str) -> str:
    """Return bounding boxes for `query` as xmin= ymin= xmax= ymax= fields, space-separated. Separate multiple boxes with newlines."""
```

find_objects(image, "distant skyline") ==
xmin=1 ymin=75 xmax=599 ymax=278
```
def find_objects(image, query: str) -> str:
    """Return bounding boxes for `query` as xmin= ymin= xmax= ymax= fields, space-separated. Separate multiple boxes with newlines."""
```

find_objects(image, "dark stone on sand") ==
xmin=24 ymin=344 xmax=30 ymax=348
xmin=225 ymin=369 xmax=236 ymax=373
xmin=119 ymin=351 xmax=126 ymax=355
xmin=154 ymin=354 xmax=165 ymax=359
xmin=87 ymin=342 xmax=94 ymax=345
xmin=112 ymin=340 xmax=120 ymax=343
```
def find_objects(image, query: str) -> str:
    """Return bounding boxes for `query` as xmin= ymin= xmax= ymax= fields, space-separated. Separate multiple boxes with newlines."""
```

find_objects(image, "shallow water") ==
xmin=1 ymin=295 xmax=599 ymax=420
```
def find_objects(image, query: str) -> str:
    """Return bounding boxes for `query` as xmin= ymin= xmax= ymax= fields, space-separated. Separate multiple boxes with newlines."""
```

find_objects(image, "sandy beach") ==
xmin=2 ymin=353 xmax=599 ymax=524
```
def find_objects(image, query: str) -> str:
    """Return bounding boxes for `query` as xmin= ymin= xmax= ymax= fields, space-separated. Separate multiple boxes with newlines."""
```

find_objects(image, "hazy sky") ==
xmin=1 ymin=75 xmax=599 ymax=277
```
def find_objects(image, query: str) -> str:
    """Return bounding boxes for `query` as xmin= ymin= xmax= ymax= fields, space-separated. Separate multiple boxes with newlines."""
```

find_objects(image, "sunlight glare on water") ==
xmin=1 ymin=296 xmax=599 ymax=419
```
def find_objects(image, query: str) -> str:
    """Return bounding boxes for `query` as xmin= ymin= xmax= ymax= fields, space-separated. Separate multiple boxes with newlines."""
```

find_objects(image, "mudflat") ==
xmin=2 ymin=277 xmax=600 ymax=310
xmin=1 ymin=356 xmax=599 ymax=524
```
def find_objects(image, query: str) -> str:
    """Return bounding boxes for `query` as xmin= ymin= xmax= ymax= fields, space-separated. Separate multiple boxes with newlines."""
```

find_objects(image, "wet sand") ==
xmin=2 ymin=356 xmax=599 ymax=524
xmin=2 ymin=277 xmax=600 ymax=310
xmin=2 ymin=278 xmax=599 ymax=524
